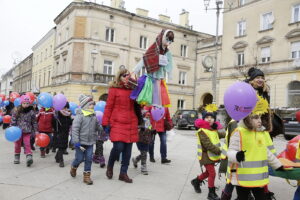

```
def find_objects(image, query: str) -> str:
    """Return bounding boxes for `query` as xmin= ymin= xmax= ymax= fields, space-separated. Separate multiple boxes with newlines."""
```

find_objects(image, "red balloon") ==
xmin=289 ymin=135 xmax=300 ymax=144
xmin=286 ymin=142 xmax=298 ymax=161
xmin=3 ymin=115 xmax=11 ymax=123
xmin=35 ymin=133 xmax=50 ymax=147
xmin=0 ymin=94 xmax=5 ymax=101
xmin=25 ymin=92 xmax=35 ymax=104
xmin=9 ymin=92 xmax=20 ymax=103
xmin=296 ymin=111 xmax=300 ymax=123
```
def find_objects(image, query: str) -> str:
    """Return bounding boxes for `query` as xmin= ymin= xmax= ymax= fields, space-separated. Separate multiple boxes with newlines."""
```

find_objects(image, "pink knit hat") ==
xmin=20 ymin=95 xmax=30 ymax=104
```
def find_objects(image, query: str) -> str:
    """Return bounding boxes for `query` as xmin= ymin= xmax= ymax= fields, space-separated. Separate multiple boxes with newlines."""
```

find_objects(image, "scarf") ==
xmin=82 ymin=109 xmax=95 ymax=116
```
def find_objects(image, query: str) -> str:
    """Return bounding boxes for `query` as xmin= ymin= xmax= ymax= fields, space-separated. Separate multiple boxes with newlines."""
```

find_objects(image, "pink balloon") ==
xmin=96 ymin=111 xmax=103 ymax=124
xmin=224 ymin=81 xmax=257 ymax=121
xmin=151 ymin=107 xmax=165 ymax=121
xmin=53 ymin=94 xmax=67 ymax=111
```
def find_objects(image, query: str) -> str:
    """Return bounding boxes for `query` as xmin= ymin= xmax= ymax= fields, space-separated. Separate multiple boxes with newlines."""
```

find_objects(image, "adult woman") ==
xmin=102 ymin=68 xmax=142 ymax=183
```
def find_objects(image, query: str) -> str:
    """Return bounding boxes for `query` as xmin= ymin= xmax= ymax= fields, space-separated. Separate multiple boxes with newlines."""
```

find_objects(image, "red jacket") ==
xmin=37 ymin=108 xmax=54 ymax=133
xmin=102 ymin=87 xmax=138 ymax=143
xmin=148 ymin=107 xmax=172 ymax=133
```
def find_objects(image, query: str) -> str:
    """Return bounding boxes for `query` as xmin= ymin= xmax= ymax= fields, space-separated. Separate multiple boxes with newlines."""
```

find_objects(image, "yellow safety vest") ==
xmin=296 ymin=140 xmax=300 ymax=163
xmin=227 ymin=127 xmax=269 ymax=188
xmin=197 ymin=128 xmax=226 ymax=161
xmin=265 ymin=133 xmax=277 ymax=156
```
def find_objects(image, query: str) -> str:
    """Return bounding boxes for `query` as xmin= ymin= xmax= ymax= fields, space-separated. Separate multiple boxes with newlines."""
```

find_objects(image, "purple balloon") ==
xmin=96 ymin=111 xmax=103 ymax=124
xmin=53 ymin=94 xmax=67 ymax=111
xmin=151 ymin=107 xmax=165 ymax=121
xmin=224 ymin=81 xmax=257 ymax=121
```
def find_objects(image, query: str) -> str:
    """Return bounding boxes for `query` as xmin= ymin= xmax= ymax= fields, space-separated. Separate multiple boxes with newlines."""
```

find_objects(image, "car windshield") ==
xmin=284 ymin=110 xmax=300 ymax=119
xmin=181 ymin=111 xmax=197 ymax=116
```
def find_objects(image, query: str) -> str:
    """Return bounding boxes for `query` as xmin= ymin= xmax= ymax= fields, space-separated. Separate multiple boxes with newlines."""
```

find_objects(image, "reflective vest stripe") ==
xmin=237 ymin=172 xmax=269 ymax=181
xmin=237 ymin=160 xmax=268 ymax=168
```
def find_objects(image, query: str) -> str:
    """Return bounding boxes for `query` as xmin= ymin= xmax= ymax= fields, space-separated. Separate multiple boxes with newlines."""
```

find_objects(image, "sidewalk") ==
xmin=0 ymin=129 xmax=294 ymax=200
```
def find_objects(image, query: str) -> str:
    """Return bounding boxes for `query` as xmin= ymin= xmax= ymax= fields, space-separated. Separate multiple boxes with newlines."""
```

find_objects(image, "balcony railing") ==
xmin=93 ymin=73 xmax=114 ymax=84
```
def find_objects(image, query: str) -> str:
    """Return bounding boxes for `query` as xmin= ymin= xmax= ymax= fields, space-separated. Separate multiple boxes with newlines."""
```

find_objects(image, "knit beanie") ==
xmin=248 ymin=67 xmax=264 ymax=81
xmin=20 ymin=95 xmax=30 ymax=104
xmin=78 ymin=94 xmax=93 ymax=109
xmin=202 ymin=111 xmax=217 ymax=120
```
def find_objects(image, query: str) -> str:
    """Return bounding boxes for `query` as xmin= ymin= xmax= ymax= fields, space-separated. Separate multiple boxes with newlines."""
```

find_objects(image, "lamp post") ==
xmin=203 ymin=0 xmax=223 ymax=104
xmin=91 ymin=49 xmax=98 ymax=96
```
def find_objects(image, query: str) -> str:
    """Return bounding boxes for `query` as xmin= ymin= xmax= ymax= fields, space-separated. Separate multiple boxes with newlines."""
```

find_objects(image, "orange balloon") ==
xmin=3 ymin=115 xmax=11 ymax=124
xmin=25 ymin=92 xmax=35 ymax=104
xmin=35 ymin=133 xmax=50 ymax=147
xmin=9 ymin=92 xmax=20 ymax=103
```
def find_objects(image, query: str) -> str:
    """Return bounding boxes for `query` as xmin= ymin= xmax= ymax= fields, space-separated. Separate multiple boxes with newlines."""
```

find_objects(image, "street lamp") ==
xmin=203 ymin=0 xmax=223 ymax=104
xmin=91 ymin=49 xmax=98 ymax=95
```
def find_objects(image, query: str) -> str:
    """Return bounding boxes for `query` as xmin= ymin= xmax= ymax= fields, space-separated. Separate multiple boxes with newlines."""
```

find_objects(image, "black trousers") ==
xmin=236 ymin=186 xmax=265 ymax=200
xmin=94 ymin=140 xmax=104 ymax=156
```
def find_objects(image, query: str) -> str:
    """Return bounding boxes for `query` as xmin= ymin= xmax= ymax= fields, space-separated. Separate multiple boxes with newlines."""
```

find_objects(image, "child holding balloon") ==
xmin=11 ymin=95 xmax=38 ymax=167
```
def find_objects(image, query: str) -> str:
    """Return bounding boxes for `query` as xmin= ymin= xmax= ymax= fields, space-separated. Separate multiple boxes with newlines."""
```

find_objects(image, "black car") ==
xmin=172 ymin=110 xmax=198 ymax=129
xmin=283 ymin=111 xmax=300 ymax=140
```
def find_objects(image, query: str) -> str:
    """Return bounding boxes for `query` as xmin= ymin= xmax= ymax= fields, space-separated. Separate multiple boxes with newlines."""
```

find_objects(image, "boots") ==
xmin=132 ymin=157 xmax=138 ymax=168
xmin=106 ymin=166 xmax=113 ymax=179
xmin=70 ymin=166 xmax=77 ymax=177
xmin=83 ymin=172 xmax=93 ymax=185
xmin=265 ymin=192 xmax=276 ymax=200
xmin=26 ymin=154 xmax=33 ymax=167
xmin=40 ymin=150 xmax=46 ymax=158
xmin=92 ymin=154 xmax=100 ymax=164
xmin=191 ymin=177 xmax=202 ymax=193
xmin=161 ymin=158 xmax=171 ymax=164
xmin=99 ymin=156 xmax=106 ymax=168
xmin=59 ymin=160 xmax=64 ymax=167
xmin=221 ymin=191 xmax=232 ymax=200
xmin=208 ymin=187 xmax=220 ymax=200
xmin=14 ymin=154 xmax=20 ymax=164
xmin=119 ymin=173 xmax=133 ymax=183
xmin=149 ymin=156 xmax=155 ymax=163
xmin=141 ymin=164 xmax=148 ymax=175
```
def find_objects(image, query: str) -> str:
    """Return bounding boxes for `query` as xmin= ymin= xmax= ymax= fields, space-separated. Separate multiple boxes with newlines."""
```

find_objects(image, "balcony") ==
xmin=93 ymin=73 xmax=114 ymax=84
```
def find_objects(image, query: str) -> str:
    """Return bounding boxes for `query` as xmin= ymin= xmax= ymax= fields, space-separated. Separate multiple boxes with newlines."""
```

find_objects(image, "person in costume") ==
xmin=191 ymin=104 xmax=226 ymax=200
xmin=227 ymin=96 xmax=284 ymax=199
xmin=102 ymin=68 xmax=143 ymax=183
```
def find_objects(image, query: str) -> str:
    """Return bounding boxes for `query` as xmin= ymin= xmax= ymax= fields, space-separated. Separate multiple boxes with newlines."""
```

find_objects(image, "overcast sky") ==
xmin=0 ymin=0 xmax=223 ymax=76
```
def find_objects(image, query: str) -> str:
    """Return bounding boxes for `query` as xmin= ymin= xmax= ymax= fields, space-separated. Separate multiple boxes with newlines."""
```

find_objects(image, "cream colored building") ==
xmin=219 ymin=0 xmax=300 ymax=108
xmin=32 ymin=28 xmax=56 ymax=94
xmin=50 ymin=0 xmax=211 ymax=114
xmin=12 ymin=53 xmax=33 ymax=93
xmin=0 ymin=68 xmax=14 ymax=96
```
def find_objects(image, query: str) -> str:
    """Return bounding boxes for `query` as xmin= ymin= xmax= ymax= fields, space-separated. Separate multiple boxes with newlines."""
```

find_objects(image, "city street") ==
xmin=0 ymin=128 xmax=295 ymax=200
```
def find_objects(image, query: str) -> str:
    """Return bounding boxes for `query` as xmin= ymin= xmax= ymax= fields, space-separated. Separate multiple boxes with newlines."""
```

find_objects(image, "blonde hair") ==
xmin=109 ymin=68 xmax=129 ymax=88
xmin=249 ymin=79 xmax=270 ymax=93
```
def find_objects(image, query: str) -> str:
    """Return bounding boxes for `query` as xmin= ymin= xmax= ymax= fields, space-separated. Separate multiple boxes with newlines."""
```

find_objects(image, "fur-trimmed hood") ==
xmin=194 ymin=119 xmax=223 ymax=130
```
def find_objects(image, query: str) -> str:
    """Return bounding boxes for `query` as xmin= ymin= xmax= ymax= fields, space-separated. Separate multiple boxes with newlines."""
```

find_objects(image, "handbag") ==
xmin=164 ymin=118 xmax=173 ymax=131
xmin=138 ymin=129 xmax=154 ymax=144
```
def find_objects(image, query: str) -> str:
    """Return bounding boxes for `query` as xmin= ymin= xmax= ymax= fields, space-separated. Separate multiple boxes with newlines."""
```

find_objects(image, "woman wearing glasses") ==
xmin=103 ymin=68 xmax=143 ymax=183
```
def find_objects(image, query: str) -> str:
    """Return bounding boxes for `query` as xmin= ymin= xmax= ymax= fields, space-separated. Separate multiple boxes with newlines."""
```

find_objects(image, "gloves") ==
xmin=103 ymin=126 xmax=110 ymax=134
xmin=275 ymin=166 xmax=285 ymax=171
xmin=74 ymin=142 xmax=81 ymax=148
xmin=236 ymin=150 xmax=246 ymax=162
xmin=211 ymin=123 xmax=218 ymax=130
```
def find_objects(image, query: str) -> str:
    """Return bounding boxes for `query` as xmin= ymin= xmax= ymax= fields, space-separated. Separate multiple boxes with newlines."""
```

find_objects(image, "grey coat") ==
xmin=71 ymin=109 xmax=101 ymax=145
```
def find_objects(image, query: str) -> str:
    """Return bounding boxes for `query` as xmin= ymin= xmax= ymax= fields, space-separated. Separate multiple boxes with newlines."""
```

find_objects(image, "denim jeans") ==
xmin=108 ymin=142 xmax=133 ymax=174
xmin=149 ymin=132 xmax=167 ymax=159
xmin=71 ymin=145 xmax=93 ymax=172
xmin=294 ymin=186 xmax=300 ymax=200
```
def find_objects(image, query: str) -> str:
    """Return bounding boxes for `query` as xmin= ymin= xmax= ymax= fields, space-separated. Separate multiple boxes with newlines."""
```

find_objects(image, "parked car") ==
xmin=283 ymin=111 xmax=300 ymax=140
xmin=172 ymin=110 xmax=198 ymax=129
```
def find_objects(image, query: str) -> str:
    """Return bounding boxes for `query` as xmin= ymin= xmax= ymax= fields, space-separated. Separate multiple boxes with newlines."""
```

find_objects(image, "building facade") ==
xmin=32 ymin=28 xmax=56 ymax=94
xmin=219 ymin=0 xmax=300 ymax=108
xmin=0 ymin=68 xmax=14 ymax=96
xmin=50 ymin=1 xmax=211 ymax=114
xmin=12 ymin=54 xmax=33 ymax=93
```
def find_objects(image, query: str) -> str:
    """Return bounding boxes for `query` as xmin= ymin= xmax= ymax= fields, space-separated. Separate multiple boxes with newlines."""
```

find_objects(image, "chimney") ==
xmin=136 ymin=8 xmax=149 ymax=17
xmin=159 ymin=14 xmax=170 ymax=22
xmin=179 ymin=9 xmax=189 ymax=27
xmin=111 ymin=0 xmax=125 ymax=10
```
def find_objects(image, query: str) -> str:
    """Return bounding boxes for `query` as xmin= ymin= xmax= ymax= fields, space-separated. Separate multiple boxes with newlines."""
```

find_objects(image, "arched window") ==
xmin=288 ymin=81 xmax=300 ymax=107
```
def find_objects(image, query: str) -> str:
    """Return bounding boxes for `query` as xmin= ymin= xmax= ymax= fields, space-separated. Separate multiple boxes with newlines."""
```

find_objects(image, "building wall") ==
xmin=12 ymin=54 xmax=33 ymax=93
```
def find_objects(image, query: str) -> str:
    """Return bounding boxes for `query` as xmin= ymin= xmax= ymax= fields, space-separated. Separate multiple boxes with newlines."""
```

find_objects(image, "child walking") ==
xmin=53 ymin=102 xmax=72 ymax=167
xmin=70 ymin=94 xmax=100 ymax=185
xmin=11 ymin=95 xmax=38 ymax=167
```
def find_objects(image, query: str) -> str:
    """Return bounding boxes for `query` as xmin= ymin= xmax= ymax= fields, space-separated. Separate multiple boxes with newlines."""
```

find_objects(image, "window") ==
xmin=65 ymin=27 xmax=69 ymax=41
xmin=63 ymin=58 xmax=67 ymax=74
xmin=291 ymin=41 xmax=300 ymax=59
xmin=261 ymin=47 xmax=271 ymax=63
xmin=140 ymin=36 xmax=147 ymax=49
xmin=239 ymin=0 xmax=246 ymax=6
xmin=179 ymin=71 xmax=186 ymax=85
xmin=36 ymin=55 xmax=39 ymax=64
xmin=105 ymin=28 xmax=114 ymax=42
xmin=237 ymin=52 xmax=245 ymax=66
xmin=43 ymin=71 xmax=46 ymax=87
xmin=237 ymin=21 xmax=246 ymax=36
xmin=49 ymin=45 xmax=52 ymax=56
xmin=9 ymin=82 xmax=13 ymax=86
xmin=181 ymin=45 xmax=188 ymax=57
xmin=177 ymin=99 xmax=185 ymax=109
xmin=261 ymin=12 xmax=273 ymax=30
xmin=45 ymin=49 xmax=47 ymax=60
xmin=292 ymin=4 xmax=300 ymax=23
xmin=40 ymin=53 xmax=43 ymax=62
xmin=103 ymin=60 xmax=113 ymax=75
xmin=48 ymin=71 xmax=51 ymax=86
xmin=58 ymin=33 xmax=61 ymax=44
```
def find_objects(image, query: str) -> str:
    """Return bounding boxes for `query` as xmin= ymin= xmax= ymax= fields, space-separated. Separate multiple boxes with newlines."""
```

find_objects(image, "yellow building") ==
xmin=219 ymin=0 xmax=300 ymax=108
xmin=32 ymin=27 xmax=56 ymax=94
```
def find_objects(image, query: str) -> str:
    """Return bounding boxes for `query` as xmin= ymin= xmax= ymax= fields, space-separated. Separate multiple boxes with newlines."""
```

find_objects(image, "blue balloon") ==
xmin=69 ymin=102 xmax=78 ymax=116
xmin=94 ymin=101 xmax=106 ymax=112
xmin=3 ymin=100 xmax=9 ymax=106
xmin=14 ymin=98 xmax=21 ymax=107
xmin=5 ymin=126 xmax=22 ymax=142
xmin=0 ymin=116 xmax=3 ymax=123
xmin=33 ymin=100 xmax=37 ymax=105
xmin=37 ymin=92 xmax=53 ymax=108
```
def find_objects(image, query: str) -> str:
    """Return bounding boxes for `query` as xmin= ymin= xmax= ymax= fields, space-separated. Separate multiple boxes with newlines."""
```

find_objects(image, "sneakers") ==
xmin=26 ymin=154 xmax=33 ymax=167
xmin=161 ymin=158 xmax=171 ymax=164
xmin=99 ymin=156 xmax=106 ymax=168
xmin=14 ymin=154 xmax=20 ymax=164
xmin=141 ymin=164 xmax=148 ymax=175
xmin=132 ymin=157 xmax=138 ymax=168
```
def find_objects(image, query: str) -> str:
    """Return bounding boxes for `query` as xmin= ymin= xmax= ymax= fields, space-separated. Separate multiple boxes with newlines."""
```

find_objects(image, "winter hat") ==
xmin=20 ymin=95 xmax=30 ymax=104
xmin=78 ymin=94 xmax=93 ymax=109
xmin=64 ymin=102 xmax=70 ymax=109
xmin=202 ymin=111 xmax=217 ymax=120
xmin=248 ymin=67 xmax=264 ymax=81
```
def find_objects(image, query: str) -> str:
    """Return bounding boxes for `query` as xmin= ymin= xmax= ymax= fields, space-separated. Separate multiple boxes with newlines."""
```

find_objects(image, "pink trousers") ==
xmin=14 ymin=133 xmax=32 ymax=155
